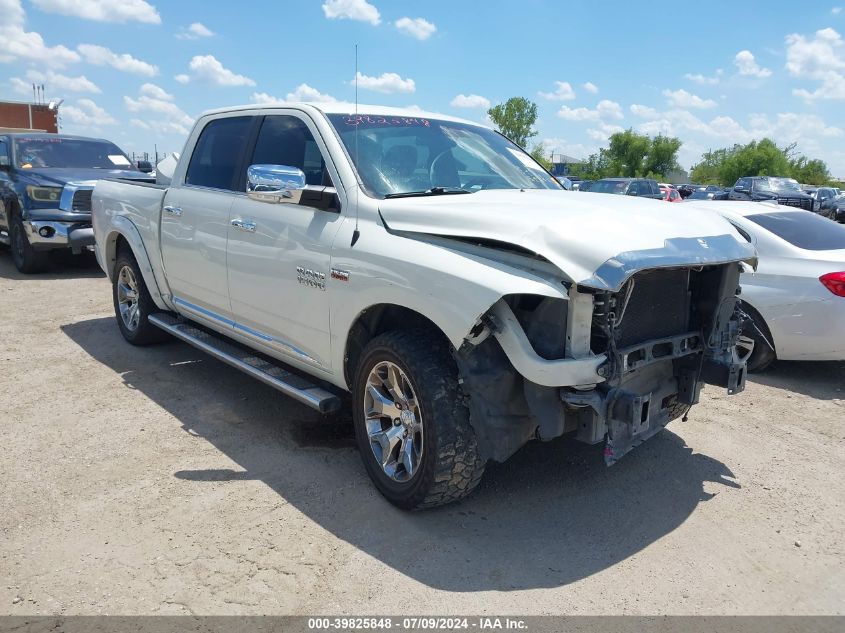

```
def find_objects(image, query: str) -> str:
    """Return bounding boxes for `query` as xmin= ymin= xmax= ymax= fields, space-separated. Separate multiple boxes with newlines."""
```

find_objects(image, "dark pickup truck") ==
xmin=728 ymin=176 xmax=815 ymax=211
xmin=0 ymin=133 xmax=152 ymax=273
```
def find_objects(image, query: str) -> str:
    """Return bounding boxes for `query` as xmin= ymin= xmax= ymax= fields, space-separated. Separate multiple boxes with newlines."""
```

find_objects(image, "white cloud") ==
xmin=450 ymin=94 xmax=491 ymax=109
xmin=785 ymin=28 xmax=845 ymax=100
xmin=557 ymin=99 xmax=623 ymax=121
xmin=833 ymin=7 xmax=842 ymax=14
xmin=662 ymin=88 xmax=717 ymax=109
xmin=139 ymin=83 xmax=173 ymax=100
xmin=322 ymin=0 xmax=380 ymax=25
xmin=250 ymin=92 xmax=282 ymax=105
xmin=62 ymin=98 xmax=117 ymax=127
xmin=0 ymin=0 xmax=80 ymax=67
xmin=124 ymin=87 xmax=194 ymax=136
xmin=31 ymin=0 xmax=160 ymax=24
xmin=10 ymin=69 xmax=100 ymax=95
xmin=177 ymin=22 xmax=214 ymax=39
xmin=582 ymin=81 xmax=599 ymax=94
xmin=586 ymin=122 xmax=625 ymax=141
xmin=286 ymin=83 xmax=337 ymax=102
xmin=178 ymin=55 xmax=256 ymax=87
xmin=77 ymin=44 xmax=158 ymax=76
xmin=395 ymin=17 xmax=436 ymax=40
xmin=629 ymin=103 xmax=842 ymax=147
xmin=684 ymin=69 xmax=723 ymax=85
xmin=539 ymin=81 xmax=576 ymax=101
xmin=539 ymin=137 xmax=596 ymax=160
xmin=353 ymin=71 xmax=415 ymax=94
xmin=734 ymin=50 xmax=772 ymax=78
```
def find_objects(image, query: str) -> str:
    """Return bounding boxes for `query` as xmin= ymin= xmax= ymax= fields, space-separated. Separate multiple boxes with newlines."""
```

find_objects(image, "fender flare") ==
xmin=104 ymin=217 xmax=171 ymax=312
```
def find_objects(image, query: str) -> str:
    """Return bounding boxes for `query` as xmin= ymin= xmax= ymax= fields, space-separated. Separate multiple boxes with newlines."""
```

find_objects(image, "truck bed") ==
xmin=92 ymin=178 xmax=169 ymax=299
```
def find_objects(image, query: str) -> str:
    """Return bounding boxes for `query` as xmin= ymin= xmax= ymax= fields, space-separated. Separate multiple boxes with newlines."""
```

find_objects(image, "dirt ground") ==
xmin=0 ymin=250 xmax=843 ymax=616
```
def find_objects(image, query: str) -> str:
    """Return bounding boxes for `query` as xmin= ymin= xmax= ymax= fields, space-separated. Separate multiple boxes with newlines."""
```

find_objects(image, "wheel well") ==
xmin=739 ymin=298 xmax=776 ymax=357
xmin=107 ymin=233 xmax=130 ymax=276
xmin=343 ymin=304 xmax=452 ymax=388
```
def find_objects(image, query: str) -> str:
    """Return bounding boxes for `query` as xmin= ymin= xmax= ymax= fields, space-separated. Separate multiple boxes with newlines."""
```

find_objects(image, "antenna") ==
xmin=351 ymin=43 xmax=361 ymax=247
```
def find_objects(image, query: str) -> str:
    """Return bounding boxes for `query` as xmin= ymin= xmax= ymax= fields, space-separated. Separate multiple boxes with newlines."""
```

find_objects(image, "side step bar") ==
xmin=148 ymin=313 xmax=342 ymax=414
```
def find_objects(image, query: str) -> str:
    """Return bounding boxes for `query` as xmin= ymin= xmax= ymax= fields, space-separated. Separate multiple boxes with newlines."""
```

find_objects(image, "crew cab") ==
xmin=0 ymin=133 xmax=151 ymax=273
xmin=92 ymin=103 xmax=756 ymax=509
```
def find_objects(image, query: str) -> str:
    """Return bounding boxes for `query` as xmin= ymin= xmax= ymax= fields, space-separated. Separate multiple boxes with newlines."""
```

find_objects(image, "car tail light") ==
xmin=820 ymin=272 xmax=845 ymax=297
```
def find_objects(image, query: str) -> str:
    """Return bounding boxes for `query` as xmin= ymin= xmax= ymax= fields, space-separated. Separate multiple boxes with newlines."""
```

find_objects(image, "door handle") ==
xmin=163 ymin=205 xmax=182 ymax=216
xmin=231 ymin=218 xmax=256 ymax=233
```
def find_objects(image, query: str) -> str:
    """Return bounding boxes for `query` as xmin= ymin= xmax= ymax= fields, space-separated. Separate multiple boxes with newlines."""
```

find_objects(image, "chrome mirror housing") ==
xmin=247 ymin=164 xmax=307 ymax=204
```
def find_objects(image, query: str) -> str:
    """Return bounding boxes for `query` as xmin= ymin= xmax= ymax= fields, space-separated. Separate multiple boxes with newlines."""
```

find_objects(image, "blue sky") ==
xmin=2 ymin=0 xmax=844 ymax=176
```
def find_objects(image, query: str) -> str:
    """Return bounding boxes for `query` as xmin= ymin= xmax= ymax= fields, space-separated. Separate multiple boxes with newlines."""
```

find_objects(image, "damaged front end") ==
xmin=456 ymin=262 xmax=750 ymax=466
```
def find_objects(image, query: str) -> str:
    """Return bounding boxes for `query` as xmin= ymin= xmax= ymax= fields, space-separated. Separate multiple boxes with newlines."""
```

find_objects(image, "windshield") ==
xmin=326 ymin=114 xmax=561 ymax=198
xmin=13 ymin=137 xmax=135 ymax=170
xmin=748 ymin=211 xmax=845 ymax=250
xmin=757 ymin=177 xmax=802 ymax=193
xmin=591 ymin=180 xmax=629 ymax=194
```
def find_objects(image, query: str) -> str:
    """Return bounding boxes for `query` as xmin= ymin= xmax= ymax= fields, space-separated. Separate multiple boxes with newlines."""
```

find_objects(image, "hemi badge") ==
xmin=331 ymin=268 xmax=350 ymax=282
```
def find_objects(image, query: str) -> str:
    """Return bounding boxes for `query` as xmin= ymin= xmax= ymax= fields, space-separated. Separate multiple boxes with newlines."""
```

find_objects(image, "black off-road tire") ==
xmin=740 ymin=302 xmax=776 ymax=372
xmin=9 ymin=209 xmax=49 ymax=274
xmin=112 ymin=247 xmax=169 ymax=346
xmin=352 ymin=330 xmax=486 ymax=509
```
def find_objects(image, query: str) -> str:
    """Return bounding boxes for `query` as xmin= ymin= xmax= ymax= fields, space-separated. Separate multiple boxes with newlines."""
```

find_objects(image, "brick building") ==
xmin=0 ymin=100 xmax=59 ymax=133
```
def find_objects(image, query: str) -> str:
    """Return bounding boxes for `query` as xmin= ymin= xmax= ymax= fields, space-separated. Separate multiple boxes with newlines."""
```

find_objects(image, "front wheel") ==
xmin=112 ymin=249 xmax=169 ymax=346
xmin=352 ymin=330 xmax=486 ymax=509
xmin=9 ymin=212 xmax=49 ymax=274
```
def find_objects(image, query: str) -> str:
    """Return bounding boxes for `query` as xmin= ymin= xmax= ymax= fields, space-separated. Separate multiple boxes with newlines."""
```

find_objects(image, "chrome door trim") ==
xmin=172 ymin=296 xmax=322 ymax=368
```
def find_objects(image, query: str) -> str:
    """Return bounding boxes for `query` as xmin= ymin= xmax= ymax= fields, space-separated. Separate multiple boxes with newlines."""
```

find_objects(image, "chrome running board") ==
xmin=148 ymin=313 xmax=342 ymax=414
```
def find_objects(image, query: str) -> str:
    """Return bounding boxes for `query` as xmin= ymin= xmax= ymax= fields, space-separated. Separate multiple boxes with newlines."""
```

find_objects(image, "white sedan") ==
xmin=689 ymin=201 xmax=845 ymax=371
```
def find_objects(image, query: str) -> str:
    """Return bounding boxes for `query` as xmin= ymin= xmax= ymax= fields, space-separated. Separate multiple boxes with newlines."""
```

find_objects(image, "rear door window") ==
xmin=747 ymin=211 xmax=845 ymax=250
xmin=185 ymin=116 xmax=253 ymax=191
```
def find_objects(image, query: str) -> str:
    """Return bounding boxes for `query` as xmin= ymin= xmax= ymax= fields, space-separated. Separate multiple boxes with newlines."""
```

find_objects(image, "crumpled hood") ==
xmin=379 ymin=189 xmax=757 ymax=291
xmin=19 ymin=167 xmax=152 ymax=186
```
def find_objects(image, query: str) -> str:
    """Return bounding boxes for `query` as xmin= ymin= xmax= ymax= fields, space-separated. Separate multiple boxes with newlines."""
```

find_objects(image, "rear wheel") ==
xmin=112 ymin=248 xmax=168 ymax=346
xmin=9 ymin=210 xmax=49 ymax=274
xmin=739 ymin=303 xmax=776 ymax=372
xmin=352 ymin=330 xmax=486 ymax=509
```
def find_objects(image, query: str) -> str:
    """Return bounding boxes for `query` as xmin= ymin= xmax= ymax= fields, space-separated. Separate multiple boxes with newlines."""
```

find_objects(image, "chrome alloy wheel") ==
xmin=116 ymin=265 xmax=141 ymax=332
xmin=364 ymin=361 xmax=424 ymax=483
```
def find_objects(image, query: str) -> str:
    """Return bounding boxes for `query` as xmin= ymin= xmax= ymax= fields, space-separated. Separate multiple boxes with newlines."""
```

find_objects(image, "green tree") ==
xmin=718 ymin=138 xmax=791 ymax=186
xmin=487 ymin=97 xmax=538 ymax=148
xmin=690 ymin=147 xmax=735 ymax=184
xmin=605 ymin=129 xmax=651 ymax=177
xmin=529 ymin=142 xmax=552 ymax=170
xmin=644 ymin=134 xmax=683 ymax=179
xmin=690 ymin=139 xmax=833 ymax=186
xmin=789 ymin=157 xmax=831 ymax=185
xmin=569 ymin=148 xmax=610 ymax=181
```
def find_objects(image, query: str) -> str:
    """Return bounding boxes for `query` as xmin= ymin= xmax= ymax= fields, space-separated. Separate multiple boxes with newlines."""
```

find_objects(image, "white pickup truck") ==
xmin=92 ymin=103 xmax=756 ymax=509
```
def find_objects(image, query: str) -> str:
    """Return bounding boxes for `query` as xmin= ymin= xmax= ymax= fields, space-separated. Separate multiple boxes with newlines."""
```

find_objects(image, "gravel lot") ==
xmin=1 ymin=251 xmax=843 ymax=616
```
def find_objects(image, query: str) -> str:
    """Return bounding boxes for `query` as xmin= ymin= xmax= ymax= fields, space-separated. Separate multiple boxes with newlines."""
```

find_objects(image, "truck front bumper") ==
xmin=24 ymin=220 xmax=95 ymax=254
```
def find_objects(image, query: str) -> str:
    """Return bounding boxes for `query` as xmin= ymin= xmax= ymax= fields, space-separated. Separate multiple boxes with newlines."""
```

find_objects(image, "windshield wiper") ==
xmin=384 ymin=187 xmax=473 ymax=199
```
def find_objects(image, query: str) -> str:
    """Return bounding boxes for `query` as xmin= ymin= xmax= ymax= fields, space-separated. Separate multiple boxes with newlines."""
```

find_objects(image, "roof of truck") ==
xmin=198 ymin=102 xmax=483 ymax=127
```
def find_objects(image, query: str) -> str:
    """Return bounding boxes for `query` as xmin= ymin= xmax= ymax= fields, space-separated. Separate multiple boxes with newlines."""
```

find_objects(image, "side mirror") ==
xmin=0 ymin=155 xmax=10 ymax=170
xmin=247 ymin=164 xmax=306 ymax=204
xmin=734 ymin=185 xmax=747 ymax=193
xmin=626 ymin=189 xmax=638 ymax=196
